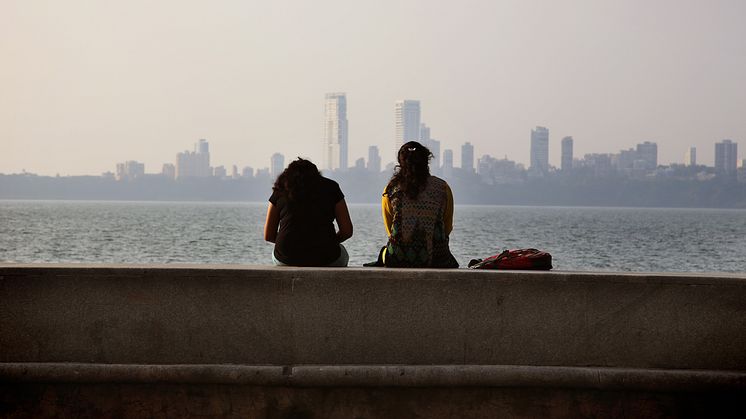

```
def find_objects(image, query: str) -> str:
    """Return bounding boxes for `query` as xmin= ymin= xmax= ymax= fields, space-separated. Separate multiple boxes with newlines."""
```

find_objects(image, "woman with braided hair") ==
xmin=264 ymin=158 xmax=353 ymax=266
xmin=379 ymin=141 xmax=458 ymax=268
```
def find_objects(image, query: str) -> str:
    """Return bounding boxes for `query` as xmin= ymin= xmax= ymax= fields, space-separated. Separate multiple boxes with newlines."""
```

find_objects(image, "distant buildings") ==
xmin=420 ymin=123 xmax=430 ymax=145
xmin=530 ymin=126 xmax=549 ymax=174
xmin=461 ymin=142 xmax=474 ymax=173
xmin=419 ymin=122 xmax=440 ymax=170
xmin=715 ymin=139 xmax=738 ymax=179
xmin=395 ymin=100 xmax=421 ymax=152
xmin=161 ymin=163 xmax=175 ymax=180
xmin=323 ymin=92 xmax=348 ymax=171
xmin=115 ymin=161 xmax=144 ymax=180
xmin=176 ymin=139 xmax=211 ymax=179
xmin=636 ymin=141 xmax=658 ymax=170
xmin=367 ymin=146 xmax=381 ymax=173
xmin=270 ymin=153 xmax=285 ymax=178
xmin=685 ymin=147 xmax=697 ymax=166
xmin=442 ymin=149 xmax=454 ymax=178
xmin=561 ymin=136 xmax=573 ymax=171
xmin=477 ymin=155 xmax=524 ymax=184
xmin=213 ymin=165 xmax=227 ymax=178
xmin=428 ymin=139 xmax=441 ymax=171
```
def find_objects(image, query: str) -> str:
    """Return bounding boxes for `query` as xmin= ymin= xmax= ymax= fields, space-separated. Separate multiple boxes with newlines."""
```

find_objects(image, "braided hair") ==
xmin=386 ymin=141 xmax=433 ymax=199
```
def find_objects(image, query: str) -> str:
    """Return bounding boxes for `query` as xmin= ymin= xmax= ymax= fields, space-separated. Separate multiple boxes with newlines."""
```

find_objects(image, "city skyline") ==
xmin=2 ymin=1 xmax=745 ymax=176
xmin=8 ymin=128 xmax=744 ymax=179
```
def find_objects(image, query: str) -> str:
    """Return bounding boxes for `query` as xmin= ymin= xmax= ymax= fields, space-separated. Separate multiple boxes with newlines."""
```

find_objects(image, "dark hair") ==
xmin=387 ymin=141 xmax=433 ymax=199
xmin=273 ymin=158 xmax=322 ymax=203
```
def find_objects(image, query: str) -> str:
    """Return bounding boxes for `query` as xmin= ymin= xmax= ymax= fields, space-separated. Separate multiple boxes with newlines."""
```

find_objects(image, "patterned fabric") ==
xmin=384 ymin=176 xmax=458 ymax=268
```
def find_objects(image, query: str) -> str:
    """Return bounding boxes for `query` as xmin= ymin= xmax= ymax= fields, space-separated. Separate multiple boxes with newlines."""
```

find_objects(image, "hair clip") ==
xmin=407 ymin=147 xmax=416 ymax=151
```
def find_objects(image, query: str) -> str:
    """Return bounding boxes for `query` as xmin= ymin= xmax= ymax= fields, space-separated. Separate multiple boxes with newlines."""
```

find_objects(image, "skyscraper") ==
xmin=420 ymin=123 xmax=430 ymax=144
xmin=175 ymin=139 xmax=211 ymax=179
xmin=715 ymin=139 xmax=738 ymax=178
xmin=395 ymin=100 xmax=421 ymax=152
xmin=270 ymin=153 xmax=285 ymax=178
xmin=530 ymin=126 xmax=549 ymax=174
xmin=323 ymin=93 xmax=348 ymax=171
xmin=442 ymin=149 xmax=454 ymax=178
xmin=461 ymin=142 xmax=474 ymax=173
xmin=561 ymin=136 xmax=573 ymax=171
xmin=367 ymin=145 xmax=381 ymax=173
xmin=685 ymin=147 xmax=697 ymax=166
xmin=419 ymin=122 xmax=440 ymax=170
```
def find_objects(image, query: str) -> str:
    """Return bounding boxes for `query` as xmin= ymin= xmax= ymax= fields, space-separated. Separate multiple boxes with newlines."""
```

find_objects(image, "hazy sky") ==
xmin=2 ymin=0 xmax=745 ymax=176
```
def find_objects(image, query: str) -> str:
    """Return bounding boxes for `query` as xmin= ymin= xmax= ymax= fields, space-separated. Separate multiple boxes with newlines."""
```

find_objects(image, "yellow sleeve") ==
xmin=382 ymin=186 xmax=393 ymax=237
xmin=444 ymin=183 xmax=454 ymax=235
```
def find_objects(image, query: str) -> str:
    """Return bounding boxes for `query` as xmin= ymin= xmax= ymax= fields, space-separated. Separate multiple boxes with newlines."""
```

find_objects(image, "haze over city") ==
xmin=2 ymin=0 xmax=745 ymax=176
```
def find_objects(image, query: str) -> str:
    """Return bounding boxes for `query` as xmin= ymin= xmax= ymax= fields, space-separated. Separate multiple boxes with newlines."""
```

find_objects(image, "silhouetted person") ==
xmin=378 ymin=141 xmax=458 ymax=268
xmin=264 ymin=158 xmax=353 ymax=266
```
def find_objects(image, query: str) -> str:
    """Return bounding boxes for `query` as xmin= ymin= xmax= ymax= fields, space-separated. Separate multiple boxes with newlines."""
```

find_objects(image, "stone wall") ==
xmin=1 ymin=265 xmax=745 ymax=418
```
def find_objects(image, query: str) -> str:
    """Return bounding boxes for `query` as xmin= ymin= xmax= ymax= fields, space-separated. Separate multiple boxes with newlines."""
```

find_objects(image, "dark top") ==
xmin=269 ymin=177 xmax=344 ymax=266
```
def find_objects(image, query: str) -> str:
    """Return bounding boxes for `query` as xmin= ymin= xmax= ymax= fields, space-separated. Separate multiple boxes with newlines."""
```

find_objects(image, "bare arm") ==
xmin=335 ymin=199 xmax=353 ymax=243
xmin=263 ymin=202 xmax=280 ymax=243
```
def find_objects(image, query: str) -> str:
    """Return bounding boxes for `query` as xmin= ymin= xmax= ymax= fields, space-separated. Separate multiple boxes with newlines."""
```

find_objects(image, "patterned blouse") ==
xmin=381 ymin=176 xmax=458 ymax=268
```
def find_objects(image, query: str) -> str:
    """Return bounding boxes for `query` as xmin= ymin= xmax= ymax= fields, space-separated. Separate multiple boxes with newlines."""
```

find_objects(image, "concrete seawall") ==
xmin=1 ymin=264 xmax=745 ymax=418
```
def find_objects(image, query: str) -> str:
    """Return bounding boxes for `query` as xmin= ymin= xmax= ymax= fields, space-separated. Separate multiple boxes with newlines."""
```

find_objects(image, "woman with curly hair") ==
xmin=264 ymin=158 xmax=353 ymax=266
xmin=379 ymin=141 xmax=458 ymax=268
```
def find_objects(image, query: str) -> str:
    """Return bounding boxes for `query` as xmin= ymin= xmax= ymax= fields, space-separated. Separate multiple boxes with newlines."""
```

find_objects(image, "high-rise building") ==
xmin=715 ymin=139 xmax=738 ymax=178
xmin=395 ymin=100 xmax=421 ymax=152
xmin=270 ymin=153 xmax=285 ymax=178
xmin=442 ymin=149 xmax=454 ymax=178
xmin=367 ymin=145 xmax=381 ymax=173
xmin=530 ymin=126 xmax=549 ymax=174
xmin=242 ymin=166 xmax=254 ymax=178
xmin=461 ymin=142 xmax=474 ymax=173
xmin=323 ymin=93 xmax=348 ymax=171
xmin=354 ymin=158 xmax=365 ymax=169
xmin=685 ymin=147 xmax=697 ymax=166
xmin=636 ymin=141 xmax=658 ymax=170
xmin=561 ymin=136 xmax=574 ymax=171
xmin=420 ymin=123 xmax=430 ymax=144
xmin=175 ymin=139 xmax=211 ymax=179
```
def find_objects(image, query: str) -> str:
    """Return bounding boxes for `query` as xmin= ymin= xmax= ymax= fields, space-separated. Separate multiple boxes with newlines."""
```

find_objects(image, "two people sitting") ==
xmin=263 ymin=141 xmax=458 ymax=268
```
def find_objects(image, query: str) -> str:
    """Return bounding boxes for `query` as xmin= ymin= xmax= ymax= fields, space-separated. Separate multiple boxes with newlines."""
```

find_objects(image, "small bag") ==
xmin=468 ymin=248 xmax=552 ymax=270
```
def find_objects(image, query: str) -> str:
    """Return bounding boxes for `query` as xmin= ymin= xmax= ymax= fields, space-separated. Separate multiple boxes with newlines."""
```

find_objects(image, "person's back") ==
xmin=381 ymin=141 xmax=458 ymax=268
xmin=264 ymin=158 xmax=353 ymax=267
xmin=384 ymin=175 xmax=457 ymax=267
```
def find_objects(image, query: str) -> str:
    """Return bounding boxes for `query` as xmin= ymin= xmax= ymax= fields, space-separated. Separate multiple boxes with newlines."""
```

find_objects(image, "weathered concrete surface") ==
xmin=2 ymin=264 xmax=745 ymax=369
xmin=1 ymin=264 xmax=745 ymax=418
xmin=2 ymin=383 xmax=743 ymax=419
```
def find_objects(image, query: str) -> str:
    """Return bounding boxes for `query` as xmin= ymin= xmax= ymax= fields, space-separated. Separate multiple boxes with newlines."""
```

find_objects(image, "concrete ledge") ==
xmin=3 ymin=264 xmax=746 ymax=370
xmin=2 ymin=264 xmax=746 ymax=417
xmin=2 ymin=363 xmax=745 ymax=392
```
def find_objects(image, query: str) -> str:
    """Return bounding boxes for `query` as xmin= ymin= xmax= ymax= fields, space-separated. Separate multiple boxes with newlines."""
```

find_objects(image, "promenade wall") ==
xmin=1 ymin=265 xmax=745 ymax=418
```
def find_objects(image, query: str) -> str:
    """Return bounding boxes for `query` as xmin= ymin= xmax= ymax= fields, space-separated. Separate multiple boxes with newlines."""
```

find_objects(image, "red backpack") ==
xmin=468 ymin=248 xmax=553 ymax=270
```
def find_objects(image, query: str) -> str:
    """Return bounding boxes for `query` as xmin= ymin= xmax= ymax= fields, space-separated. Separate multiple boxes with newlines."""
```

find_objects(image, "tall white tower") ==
xmin=395 ymin=100 xmax=421 ymax=153
xmin=323 ymin=93 xmax=348 ymax=171
xmin=530 ymin=126 xmax=549 ymax=174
